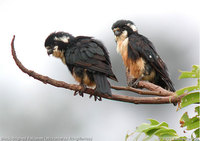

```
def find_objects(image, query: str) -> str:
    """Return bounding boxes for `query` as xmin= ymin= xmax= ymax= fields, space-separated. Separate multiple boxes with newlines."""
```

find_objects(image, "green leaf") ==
xmin=195 ymin=106 xmax=200 ymax=116
xmin=192 ymin=65 xmax=200 ymax=73
xmin=155 ymin=128 xmax=178 ymax=137
xmin=180 ymin=112 xmax=190 ymax=127
xmin=180 ymin=92 xmax=200 ymax=108
xmin=142 ymin=122 xmax=169 ymax=134
xmin=137 ymin=126 xmax=160 ymax=140
xmin=132 ymin=119 xmax=179 ymax=141
xmin=148 ymin=119 xmax=160 ymax=125
xmin=146 ymin=128 xmax=159 ymax=136
xmin=179 ymin=65 xmax=200 ymax=79
xmin=143 ymin=129 xmax=158 ymax=141
xmin=159 ymin=122 xmax=169 ymax=127
xmin=157 ymin=129 xmax=178 ymax=141
xmin=179 ymin=71 xmax=198 ymax=79
xmin=135 ymin=121 xmax=173 ymax=140
xmin=180 ymin=112 xmax=200 ymax=130
xmin=125 ymin=133 xmax=129 ymax=141
xmin=176 ymin=85 xmax=200 ymax=96
xmin=194 ymin=128 xmax=200 ymax=138
xmin=135 ymin=123 xmax=151 ymax=132
xmin=186 ymin=117 xmax=200 ymax=130
xmin=135 ymin=121 xmax=168 ymax=133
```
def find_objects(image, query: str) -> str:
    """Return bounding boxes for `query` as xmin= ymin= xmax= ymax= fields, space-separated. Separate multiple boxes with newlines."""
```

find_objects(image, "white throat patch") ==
xmin=116 ymin=30 xmax=128 ymax=54
xmin=54 ymin=36 xmax=70 ymax=43
xmin=52 ymin=45 xmax=66 ymax=64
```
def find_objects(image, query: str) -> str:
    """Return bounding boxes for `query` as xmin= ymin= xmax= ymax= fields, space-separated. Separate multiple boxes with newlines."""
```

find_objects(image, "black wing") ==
xmin=65 ymin=36 xmax=117 ymax=81
xmin=128 ymin=34 xmax=175 ymax=91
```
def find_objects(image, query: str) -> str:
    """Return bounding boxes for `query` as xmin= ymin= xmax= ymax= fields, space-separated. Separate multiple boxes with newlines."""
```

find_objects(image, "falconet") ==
xmin=112 ymin=20 xmax=175 ymax=91
xmin=45 ymin=32 xmax=118 ymax=100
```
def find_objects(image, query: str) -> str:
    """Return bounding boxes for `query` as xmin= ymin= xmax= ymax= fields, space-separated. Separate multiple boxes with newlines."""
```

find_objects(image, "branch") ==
xmin=111 ymin=84 xmax=175 ymax=97
xmin=11 ymin=35 xmax=187 ymax=104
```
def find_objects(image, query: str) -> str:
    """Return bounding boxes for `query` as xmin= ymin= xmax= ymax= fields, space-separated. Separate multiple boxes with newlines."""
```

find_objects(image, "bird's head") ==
xmin=44 ymin=31 xmax=74 ymax=56
xmin=112 ymin=20 xmax=137 ymax=38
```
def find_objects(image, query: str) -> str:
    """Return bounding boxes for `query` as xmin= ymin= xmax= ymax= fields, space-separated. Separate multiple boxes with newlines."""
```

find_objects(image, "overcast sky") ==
xmin=0 ymin=0 xmax=199 ymax=140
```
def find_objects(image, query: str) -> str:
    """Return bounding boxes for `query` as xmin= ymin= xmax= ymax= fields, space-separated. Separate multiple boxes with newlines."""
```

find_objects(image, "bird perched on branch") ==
xmin=111 ymin=20 xmax=175 ymax=92
xmin=44 ymin=32 xmax=117 ymax=100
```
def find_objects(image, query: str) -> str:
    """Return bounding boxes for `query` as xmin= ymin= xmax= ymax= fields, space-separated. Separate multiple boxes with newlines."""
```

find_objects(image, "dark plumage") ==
xmin=112 ymin=20 xmax=175 ymax=92
xmin=44 ymin=32 xmax=117 ymax=99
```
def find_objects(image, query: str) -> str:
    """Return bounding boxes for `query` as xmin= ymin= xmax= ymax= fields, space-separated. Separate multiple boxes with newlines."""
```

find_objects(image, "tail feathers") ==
xmin=158 ymin=77 xmax=175 ymax=92
xmin=166 ymin=81 xmax=176 ymax=92
xmin=93 ymin=73 xmax=112 ymax=96
xmin=109 ymin=74 xmax=118 ymax=82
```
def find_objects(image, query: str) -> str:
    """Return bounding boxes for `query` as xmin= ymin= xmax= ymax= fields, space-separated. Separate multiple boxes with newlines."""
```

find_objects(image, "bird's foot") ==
xmin=74 ymin=84 xmax=87 ymax=97
xmin=128 ymin=77 xmax=142 ymax=88
xmin=128 ymin=79 xmax=138 ymax=88
xmin=89 ymin=89 xmax=102 ymax=101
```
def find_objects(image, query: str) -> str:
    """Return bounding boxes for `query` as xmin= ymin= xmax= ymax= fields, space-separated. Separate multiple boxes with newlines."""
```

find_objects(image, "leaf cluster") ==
xmin=180 ymin=106 xmax=200 ymax=139
xmin=176 ymin=65 xmax=200 ymax=109
xmin=125 ymin=119 xmax=178 ymax=141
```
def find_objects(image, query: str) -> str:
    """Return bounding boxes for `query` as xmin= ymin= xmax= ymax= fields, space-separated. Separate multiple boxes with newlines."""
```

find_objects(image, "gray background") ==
xmin=0 ymin=0 xmax=199 ymax=140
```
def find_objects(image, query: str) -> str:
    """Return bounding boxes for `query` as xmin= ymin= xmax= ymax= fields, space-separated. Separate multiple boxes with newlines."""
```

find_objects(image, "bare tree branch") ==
xmin=111 ymin=84 xmax=175 ymax=97
xmin=11 ymin=35 xmax=187 ymax=104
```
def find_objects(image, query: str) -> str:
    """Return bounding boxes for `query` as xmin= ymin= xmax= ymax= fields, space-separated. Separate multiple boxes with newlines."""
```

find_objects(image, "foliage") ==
xmin=178 ymin=65 xmax=200 ymax=79
xmin=125 ymin=119 xmax=178 ymax=141
xmin=180 ymin=106 xmax=200 ymax=139
xmin=176 ymin=65 xmax=200 ymax=109
xmin=125 ymin=65 xmax=200 ymax=141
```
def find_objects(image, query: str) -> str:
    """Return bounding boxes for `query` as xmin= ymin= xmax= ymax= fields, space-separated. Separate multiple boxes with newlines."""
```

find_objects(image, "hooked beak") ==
xmin=47 ymin=49 xmax=53 ymax=55
xmin=46 ymin=46 xmax=54 ymax=55
xmin=113 ymin=29 xmax=121 ymax=36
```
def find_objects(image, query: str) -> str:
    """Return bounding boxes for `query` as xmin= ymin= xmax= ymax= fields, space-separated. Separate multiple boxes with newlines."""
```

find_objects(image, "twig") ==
xmin=111 ymin=85 xmax=174 ymax=97
xmin=11 ymin=35 xmax=186 ymax=104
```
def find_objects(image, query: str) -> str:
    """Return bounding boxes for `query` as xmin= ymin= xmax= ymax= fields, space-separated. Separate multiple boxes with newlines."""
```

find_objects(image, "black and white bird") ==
xmin=112 ymin=20 xmax=175 ymax=91
xmin=44 ymin=32 xmax=117 ymax=100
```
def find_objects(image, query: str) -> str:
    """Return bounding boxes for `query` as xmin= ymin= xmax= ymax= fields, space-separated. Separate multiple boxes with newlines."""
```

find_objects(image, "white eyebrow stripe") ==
xmin=54 ymin=36 xmax=70 ymax=43
xmin=130 ymin=25 xmax=137 ymax=32
xmin=126 ymin=23 xmax=138 ymax=32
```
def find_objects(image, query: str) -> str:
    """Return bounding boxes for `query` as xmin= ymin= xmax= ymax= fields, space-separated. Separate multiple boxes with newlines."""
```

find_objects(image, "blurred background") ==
xmin=0 ymin=0 xmax=199 ymax=140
